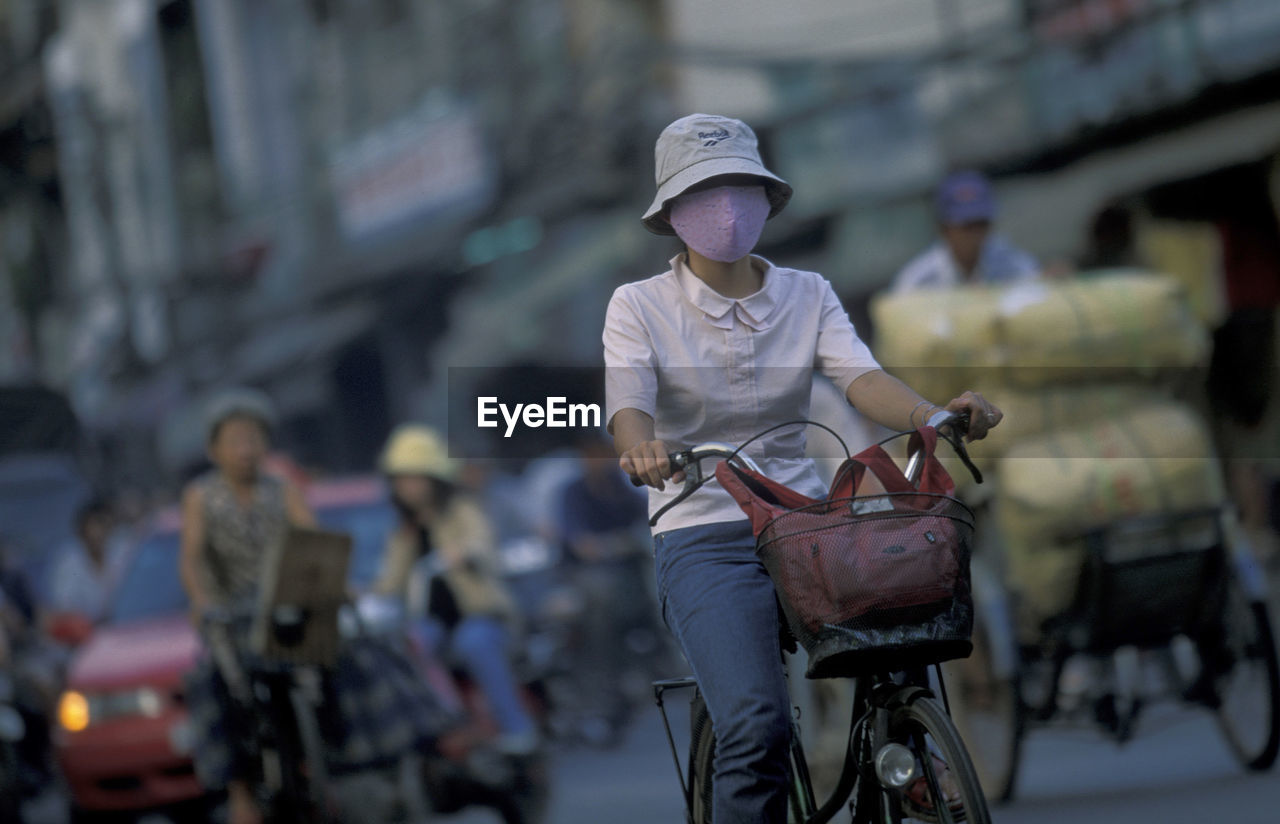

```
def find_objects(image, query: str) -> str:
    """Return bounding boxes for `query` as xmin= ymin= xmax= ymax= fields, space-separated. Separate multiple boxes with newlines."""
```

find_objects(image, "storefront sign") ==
xmin=330 ymin=99 xmax=497 ymax=244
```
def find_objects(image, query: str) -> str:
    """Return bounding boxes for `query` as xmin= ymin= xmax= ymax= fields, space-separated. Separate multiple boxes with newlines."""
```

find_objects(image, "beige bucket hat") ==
xmin=642 ymin=114 xmax=793 ymax=236
xmin=380 ymin=424 xmax=459 ymax=481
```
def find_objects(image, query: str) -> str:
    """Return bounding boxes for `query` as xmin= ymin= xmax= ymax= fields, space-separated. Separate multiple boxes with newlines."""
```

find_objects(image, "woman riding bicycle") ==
xmin=179 ymin=389 xmax=315 ymax=824
xmin=180 ymin=391 xmax=448 ymax=824
xmin=605 ymin=114 xmax=1003 ymax=824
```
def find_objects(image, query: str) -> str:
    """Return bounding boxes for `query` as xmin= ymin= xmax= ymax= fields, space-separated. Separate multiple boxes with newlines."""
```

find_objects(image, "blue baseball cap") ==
xmin=935 ymin=170 xmax=996 ymax=224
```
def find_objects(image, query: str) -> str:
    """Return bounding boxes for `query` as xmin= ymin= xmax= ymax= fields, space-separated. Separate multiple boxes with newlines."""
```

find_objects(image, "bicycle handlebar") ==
xmin=629 ymin=414 xmax=983 ymax=528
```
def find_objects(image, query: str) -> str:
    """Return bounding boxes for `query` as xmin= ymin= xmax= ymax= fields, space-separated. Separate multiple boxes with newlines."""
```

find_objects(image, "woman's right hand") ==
xmin=619 ymin=440 xmax=683 ymax=490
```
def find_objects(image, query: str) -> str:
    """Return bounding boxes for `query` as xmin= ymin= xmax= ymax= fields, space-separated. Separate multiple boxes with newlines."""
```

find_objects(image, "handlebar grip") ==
xmin=628 ymin=452 xmax=684 ymax=487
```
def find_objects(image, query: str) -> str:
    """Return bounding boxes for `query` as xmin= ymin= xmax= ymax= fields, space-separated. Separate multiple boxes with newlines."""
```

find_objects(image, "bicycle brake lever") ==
xmin=648 ymin=452 xmax=699 ymax=527
xmin=928 ymin=412 xmax=983 ymax=485
xmin=945 ymin=429 xmax=984 ymax=485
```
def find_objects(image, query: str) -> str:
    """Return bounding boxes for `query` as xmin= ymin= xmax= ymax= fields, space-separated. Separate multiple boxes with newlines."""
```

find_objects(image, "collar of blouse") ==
xmin=671 ymin=254 xmax=782 ymax=331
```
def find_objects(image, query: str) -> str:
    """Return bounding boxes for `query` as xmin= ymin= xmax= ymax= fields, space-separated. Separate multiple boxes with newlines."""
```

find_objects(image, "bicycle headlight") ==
xmin=874 ymin=742 xmax=917 ymax=788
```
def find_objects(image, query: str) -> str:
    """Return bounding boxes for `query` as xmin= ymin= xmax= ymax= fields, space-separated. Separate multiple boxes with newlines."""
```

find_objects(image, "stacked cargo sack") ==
xmin=871 ymin=271 xmax=1222 ymax=642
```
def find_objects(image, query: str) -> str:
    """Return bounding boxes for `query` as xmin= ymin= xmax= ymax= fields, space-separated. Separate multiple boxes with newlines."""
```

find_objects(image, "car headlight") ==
xmin=58 ymin=687 xmax=167 ymax=731
xmin=58 ymin=691 xmax=90 ymax=732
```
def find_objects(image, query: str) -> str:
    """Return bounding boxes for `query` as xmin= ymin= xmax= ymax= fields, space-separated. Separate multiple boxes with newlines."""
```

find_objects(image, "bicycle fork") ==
xmin=845 ymin=685 xmax=934 ymax=824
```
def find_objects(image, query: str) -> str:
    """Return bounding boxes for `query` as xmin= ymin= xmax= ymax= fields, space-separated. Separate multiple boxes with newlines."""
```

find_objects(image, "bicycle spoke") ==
xmin=915 ymin=733 xmax=957 ymax=824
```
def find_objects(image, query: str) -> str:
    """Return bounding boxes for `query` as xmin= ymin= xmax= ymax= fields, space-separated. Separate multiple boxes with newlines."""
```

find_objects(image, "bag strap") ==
xmin=906 ymin=427 xmax=956 ymax=496
xmin=715 ymin=460 xmax=821 ymax=536
xmin=830 ymin=427 xmax=955 ymax=498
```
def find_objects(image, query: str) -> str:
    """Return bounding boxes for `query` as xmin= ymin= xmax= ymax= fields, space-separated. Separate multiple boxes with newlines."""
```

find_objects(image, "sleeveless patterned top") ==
xmin=198 ymin=471 xmax=288 ymax=605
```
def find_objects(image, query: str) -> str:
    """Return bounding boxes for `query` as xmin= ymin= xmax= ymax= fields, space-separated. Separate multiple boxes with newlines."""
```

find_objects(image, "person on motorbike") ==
xmin=606 ymin=113 xmax=1003 ymax=823
xmin=375 ymin=425 xmax=540 ymax=755
xmin=557 ymin=433 xmax=653 ymax=731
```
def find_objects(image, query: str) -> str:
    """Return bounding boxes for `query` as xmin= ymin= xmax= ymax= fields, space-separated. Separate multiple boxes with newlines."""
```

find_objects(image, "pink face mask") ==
xmin=669 ymin=185 xmax=771 ymax=263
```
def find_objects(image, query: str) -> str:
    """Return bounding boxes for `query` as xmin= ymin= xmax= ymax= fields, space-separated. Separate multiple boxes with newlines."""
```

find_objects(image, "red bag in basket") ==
xmin=716 ymin=428 xmax=967 ymax=636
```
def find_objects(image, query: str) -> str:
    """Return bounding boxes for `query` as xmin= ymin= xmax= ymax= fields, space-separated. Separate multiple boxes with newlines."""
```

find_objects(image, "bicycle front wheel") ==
xmin=263 ymin=680 xmax=331 ymax=824
xmin=941 ymin=614 xmax=1023 ymax=802
xmin=891 ymin=693 xmax=992 ymax=824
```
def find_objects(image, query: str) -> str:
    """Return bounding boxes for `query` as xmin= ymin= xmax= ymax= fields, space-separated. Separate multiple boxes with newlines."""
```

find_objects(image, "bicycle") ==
xmin=204 ymin=603 xmax=333 ymax=824
xmin=646 ymin=416 xmax=993 ymax=824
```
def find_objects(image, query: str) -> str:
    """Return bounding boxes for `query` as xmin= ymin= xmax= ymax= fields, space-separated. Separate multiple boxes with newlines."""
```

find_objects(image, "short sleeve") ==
xmin=602 ymin=286 xmax=658 ymax=430
xmin=814 ymin=280 xmax=880 ymax=393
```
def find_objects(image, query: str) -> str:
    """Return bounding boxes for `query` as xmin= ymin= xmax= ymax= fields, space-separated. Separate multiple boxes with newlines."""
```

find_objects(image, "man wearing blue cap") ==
xmin=892 ymin=170 xmax=1041 ymax=293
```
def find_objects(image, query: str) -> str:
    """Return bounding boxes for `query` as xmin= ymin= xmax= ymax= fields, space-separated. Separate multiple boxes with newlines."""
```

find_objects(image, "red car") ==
xmin=54 ymin=476 xmax=395 ymax=817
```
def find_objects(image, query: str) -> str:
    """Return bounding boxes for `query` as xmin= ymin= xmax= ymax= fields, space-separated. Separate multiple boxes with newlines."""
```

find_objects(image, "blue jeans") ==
xmin=418 ymin=616 xmax=536 ymax=737
xmin=654 ymin=520 xmax=790 ymax=824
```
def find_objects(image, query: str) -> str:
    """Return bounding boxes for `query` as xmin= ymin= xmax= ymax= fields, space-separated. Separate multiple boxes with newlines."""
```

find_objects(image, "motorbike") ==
xmin=498 ymin=531 xmax=679 ymax=749
xmin=347 ymin=595 xmax=550 ymax=824
xmin=0 ymin=604 xmax=70 ymax=824
xmin=0 ymin=662 xmax=24 ymax=822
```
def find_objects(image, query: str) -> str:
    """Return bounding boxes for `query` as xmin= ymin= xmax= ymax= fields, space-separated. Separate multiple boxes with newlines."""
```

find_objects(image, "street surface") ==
xmin=450 ymin=689 xmax=1280 ymax=824
xmin=26 ymin=583 xmax=1280 ymax=824
xmin=22 ymin=664 xmax=1279 ymax=824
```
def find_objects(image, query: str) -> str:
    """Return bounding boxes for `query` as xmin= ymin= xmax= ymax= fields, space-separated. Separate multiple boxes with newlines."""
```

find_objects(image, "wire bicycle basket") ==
xmin=717 ymin=425 xmax=978 ymax=678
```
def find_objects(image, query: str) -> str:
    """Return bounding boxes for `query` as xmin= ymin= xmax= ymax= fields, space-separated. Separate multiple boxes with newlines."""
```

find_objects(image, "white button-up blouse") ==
xmin=604 ymin=254 xmax=881 ymax=533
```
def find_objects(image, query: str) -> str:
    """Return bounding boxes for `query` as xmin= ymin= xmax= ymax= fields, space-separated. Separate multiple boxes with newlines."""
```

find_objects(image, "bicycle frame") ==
xmin=204 ymin=611 xmax=329 ymax=820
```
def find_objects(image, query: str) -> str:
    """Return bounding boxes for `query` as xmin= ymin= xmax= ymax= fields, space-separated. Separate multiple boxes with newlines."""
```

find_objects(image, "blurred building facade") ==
xmin=4 ymin=0 xmax=675 ymax=484
xmin=1 ymin=0 xmax=1278 ymax=488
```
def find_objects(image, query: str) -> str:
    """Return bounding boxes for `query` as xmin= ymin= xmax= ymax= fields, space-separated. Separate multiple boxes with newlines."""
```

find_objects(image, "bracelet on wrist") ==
xmin=908 ymin=400 xmax=932 ymax=429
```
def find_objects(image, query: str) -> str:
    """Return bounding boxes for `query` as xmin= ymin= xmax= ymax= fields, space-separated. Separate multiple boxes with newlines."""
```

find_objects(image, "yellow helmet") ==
xmin=379 ymin=425 xmax=458 ymax=481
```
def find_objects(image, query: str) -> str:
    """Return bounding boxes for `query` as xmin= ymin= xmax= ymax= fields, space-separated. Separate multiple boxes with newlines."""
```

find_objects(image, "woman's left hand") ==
xmin=943 ymin=391 xmax=1002 ymax=441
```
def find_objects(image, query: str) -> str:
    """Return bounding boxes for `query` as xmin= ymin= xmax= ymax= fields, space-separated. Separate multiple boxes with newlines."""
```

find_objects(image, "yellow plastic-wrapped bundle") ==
xmin=967 ymin=382 xmax=1154 ymax=460
xmin=870 ymin=272 xmax=1209 ymax=402
xmin=996 ymin=274 xmax=1209 ymax=385
xmin=938 ymin=383 xmax=1158 ymax=498
xmin=871 ymin=287 xmax=1006 ymax=403
xmin=994 ymin=402 xmax=1226 ymax=640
